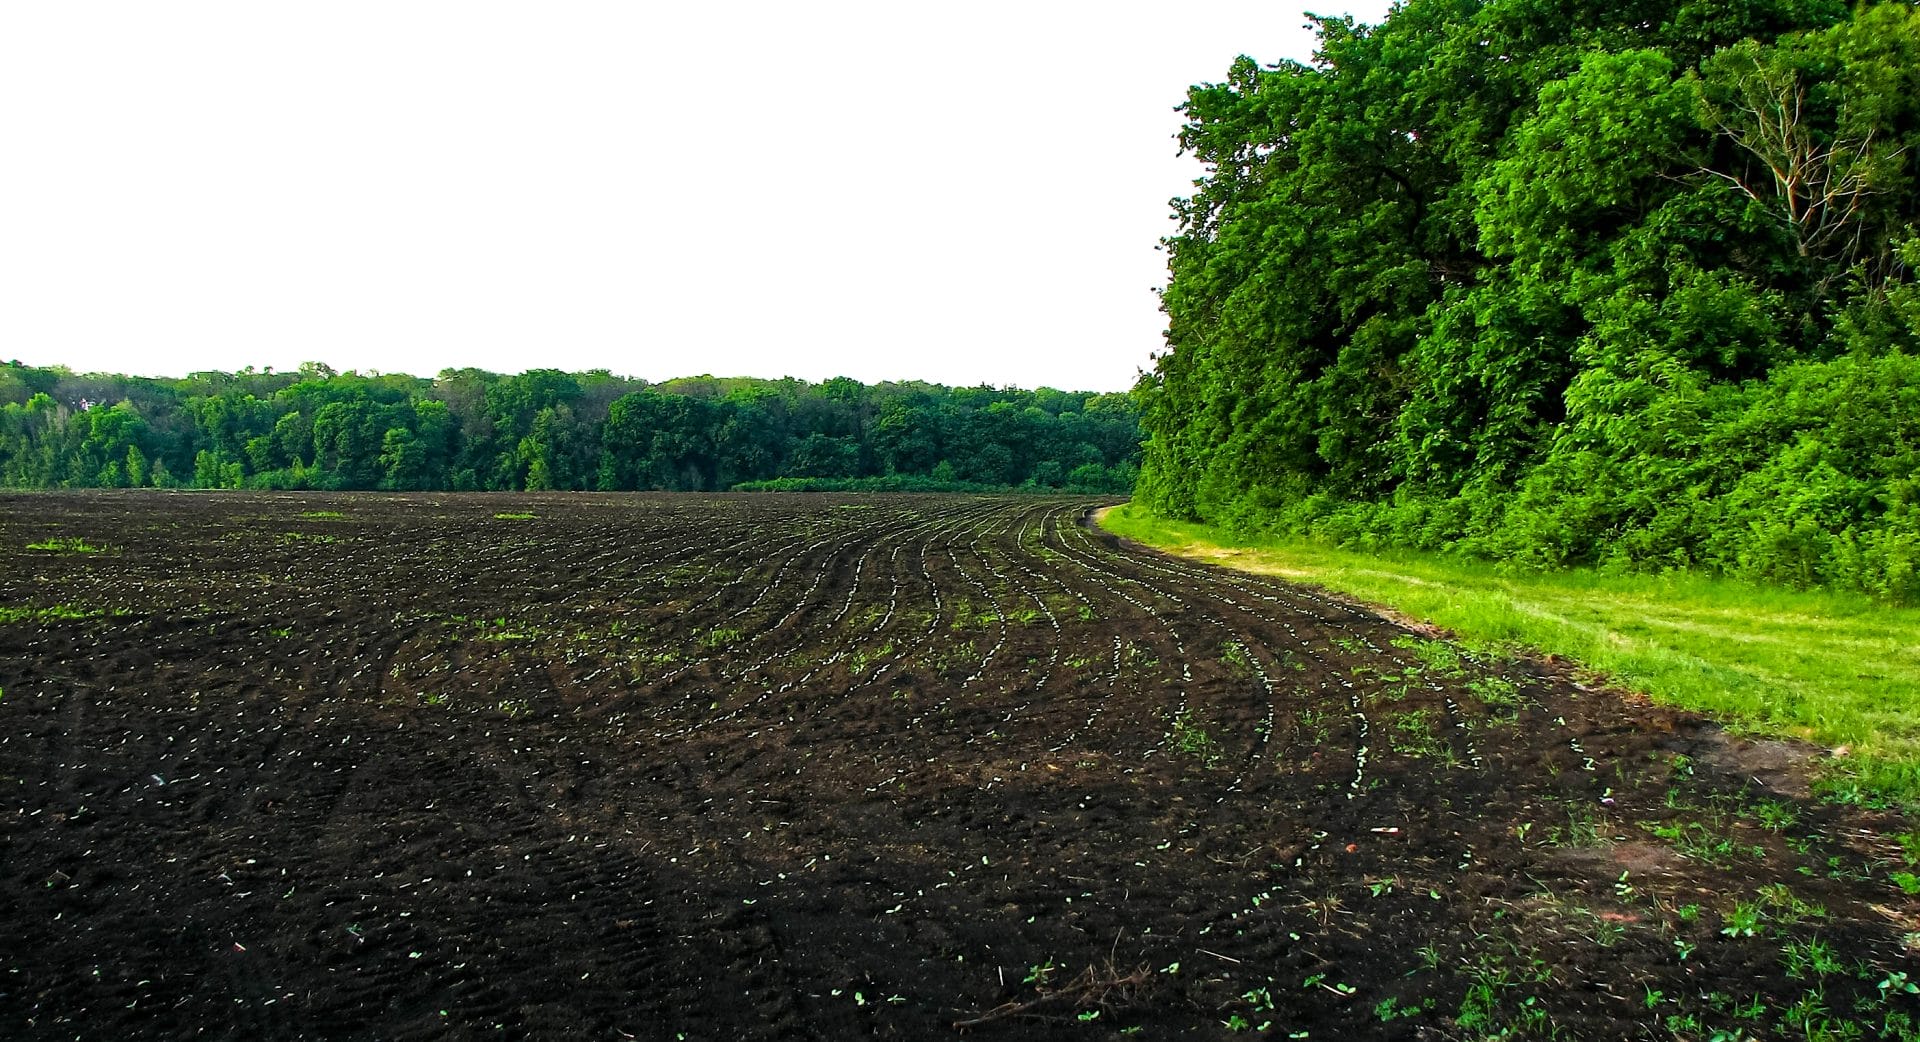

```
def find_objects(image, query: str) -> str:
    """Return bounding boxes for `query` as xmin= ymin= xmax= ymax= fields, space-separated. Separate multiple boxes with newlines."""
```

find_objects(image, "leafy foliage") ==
xmin=1138 ymin=0 xmax=1920 ymax=601
xmin=0 ymin=364 xmax=1140 ymax=495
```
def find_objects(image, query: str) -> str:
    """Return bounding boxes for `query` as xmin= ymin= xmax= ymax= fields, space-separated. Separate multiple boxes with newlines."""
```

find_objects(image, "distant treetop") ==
xmin=0 ymin=363 xmax=1140 ymax=495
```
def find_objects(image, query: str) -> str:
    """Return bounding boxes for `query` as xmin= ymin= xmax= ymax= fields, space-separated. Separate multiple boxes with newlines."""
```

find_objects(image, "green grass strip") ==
xmin=1100 ymin=503 xmax=1920 ymax=807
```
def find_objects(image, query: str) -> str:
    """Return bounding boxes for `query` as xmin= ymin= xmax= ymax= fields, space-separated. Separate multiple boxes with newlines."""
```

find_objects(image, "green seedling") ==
xmin=1169 ymin=709 xmax=1223 ymax=769
xmin=1466 ymin=675 xmax=1522 ymax=717
xmin=1780 ymin=937 xmax=1843 ymax=979
xmin=0 ymin=604 xmax=107 ymax=624
xmin=1721 ymin=901 xmax=1765 ymax=938
xmin=26 ymin=537 xmax=105 ymax=553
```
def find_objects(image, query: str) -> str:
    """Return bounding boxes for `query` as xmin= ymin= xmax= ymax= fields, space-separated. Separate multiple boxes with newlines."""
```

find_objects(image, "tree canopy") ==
xmin=0 ymin=364 xmax=1140 ymax=495
xmin=1136 ymin=0 xmax=1920 ymax=601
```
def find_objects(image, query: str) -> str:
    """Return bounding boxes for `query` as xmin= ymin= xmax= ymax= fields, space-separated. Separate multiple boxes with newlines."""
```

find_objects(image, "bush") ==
xmin=1184 ymin=350 xmax=1920 ymax=603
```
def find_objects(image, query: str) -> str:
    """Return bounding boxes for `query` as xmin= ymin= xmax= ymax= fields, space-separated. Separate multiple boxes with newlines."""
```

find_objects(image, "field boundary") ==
xmin=1098 ymin=503 xmax=1920 ymax=807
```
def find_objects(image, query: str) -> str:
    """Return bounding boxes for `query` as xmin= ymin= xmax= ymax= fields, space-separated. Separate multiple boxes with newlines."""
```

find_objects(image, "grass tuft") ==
xmin=26 ymin=536 xmax=106 ymax=553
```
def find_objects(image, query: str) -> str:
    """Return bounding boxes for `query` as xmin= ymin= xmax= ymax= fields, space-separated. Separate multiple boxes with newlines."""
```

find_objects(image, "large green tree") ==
xmin=1139 ymin=0 xmax=1920 ymax=599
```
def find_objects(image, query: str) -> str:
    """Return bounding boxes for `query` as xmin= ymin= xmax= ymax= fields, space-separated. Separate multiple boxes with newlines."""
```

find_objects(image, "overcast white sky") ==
xmin=1 ymin=2 xmax=1394 ymax=392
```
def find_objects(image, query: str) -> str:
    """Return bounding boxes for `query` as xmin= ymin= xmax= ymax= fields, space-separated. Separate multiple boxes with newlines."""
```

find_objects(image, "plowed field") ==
xmin=2 ymin=492 xmax=1914 ymax=1040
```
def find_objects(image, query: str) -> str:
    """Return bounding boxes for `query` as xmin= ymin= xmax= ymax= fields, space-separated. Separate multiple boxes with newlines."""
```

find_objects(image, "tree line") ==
xmin=0 ymin=363 xmax=1140 ymax=494
xmin=1136 ymin=0 xmax=1920 ymax=601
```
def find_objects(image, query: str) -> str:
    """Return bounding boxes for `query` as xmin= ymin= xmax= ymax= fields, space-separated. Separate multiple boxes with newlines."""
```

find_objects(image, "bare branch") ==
xmin=1700 ymin=57 xmax=1898 ymax=270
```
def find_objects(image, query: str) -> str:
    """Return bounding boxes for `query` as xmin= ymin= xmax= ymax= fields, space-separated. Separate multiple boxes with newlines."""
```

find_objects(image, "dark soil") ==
xmin=1 ymin=491 xmax=1914 ymax=1040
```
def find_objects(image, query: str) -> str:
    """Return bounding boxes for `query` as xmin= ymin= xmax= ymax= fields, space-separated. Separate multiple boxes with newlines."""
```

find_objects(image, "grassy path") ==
xmin=1100 ymin=503 xmax=1920 ymax=806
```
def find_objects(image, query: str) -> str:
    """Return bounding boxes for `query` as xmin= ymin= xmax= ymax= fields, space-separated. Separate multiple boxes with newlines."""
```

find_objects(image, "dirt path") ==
xmin=1 ymin=492 xmax=1914 ymax=1040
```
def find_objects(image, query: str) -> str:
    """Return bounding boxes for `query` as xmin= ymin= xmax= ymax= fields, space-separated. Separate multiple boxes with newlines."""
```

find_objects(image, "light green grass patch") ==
xmin=25 ymin=537 xmax=106 ymax=553
xmin=0 ymin=604 xmax=115 ymax=624
xmin=493 ymin=512 xmax=537 ymax=521
xmin=1099 ymin=504 xmax=1920 ymax=806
